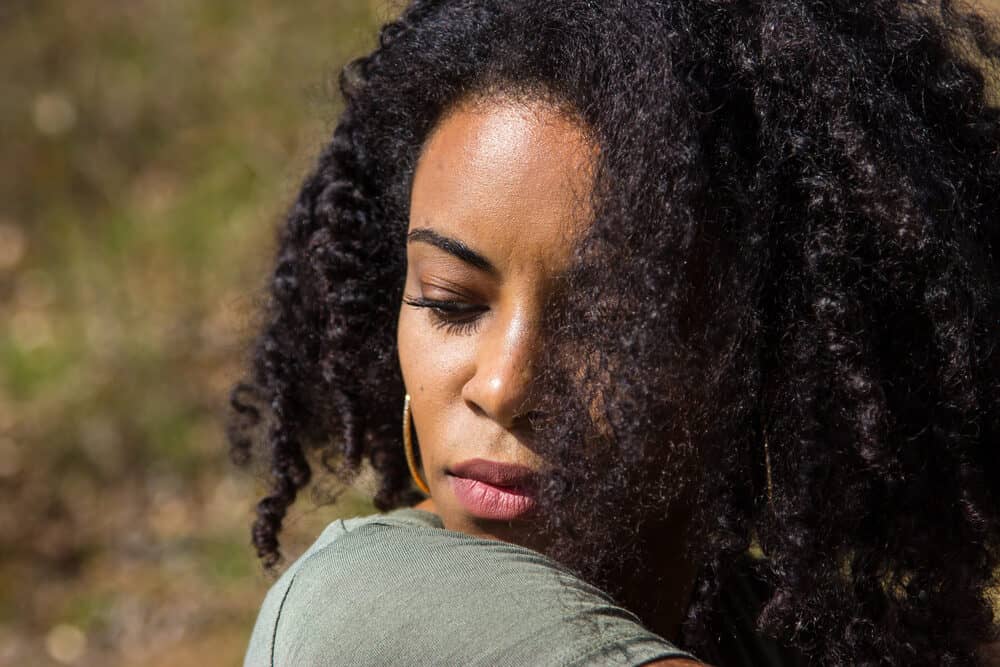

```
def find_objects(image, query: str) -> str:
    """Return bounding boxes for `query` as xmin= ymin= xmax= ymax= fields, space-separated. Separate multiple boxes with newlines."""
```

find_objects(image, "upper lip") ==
xmin=448 ymin=458 xmax=538 ymax=489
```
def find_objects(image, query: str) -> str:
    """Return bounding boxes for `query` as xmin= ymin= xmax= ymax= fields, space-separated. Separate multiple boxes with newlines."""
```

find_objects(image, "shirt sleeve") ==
xmin=242 ymin=517 xmax=355 ymax=667
xmin=247 ymin=517 xmax=696 ymax=666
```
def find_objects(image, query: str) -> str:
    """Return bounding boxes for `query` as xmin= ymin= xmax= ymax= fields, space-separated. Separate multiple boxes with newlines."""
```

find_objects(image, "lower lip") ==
xmin=448 ymin=475 xmax=537 ymax=521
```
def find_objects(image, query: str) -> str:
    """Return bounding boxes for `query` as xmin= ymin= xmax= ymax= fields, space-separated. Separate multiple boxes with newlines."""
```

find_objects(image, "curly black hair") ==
xmin=228 ymin=1 xmax=1000 ymax=663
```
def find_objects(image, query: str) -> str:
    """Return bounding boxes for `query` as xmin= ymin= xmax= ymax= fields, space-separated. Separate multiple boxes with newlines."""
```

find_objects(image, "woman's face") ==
xmin=397 ymin=97 xmax=595 ymax=544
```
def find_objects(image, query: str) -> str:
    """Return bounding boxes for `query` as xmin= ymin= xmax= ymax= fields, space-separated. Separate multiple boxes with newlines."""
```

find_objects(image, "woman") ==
xmin=229 ymin=0 xmax=1000 ymax=664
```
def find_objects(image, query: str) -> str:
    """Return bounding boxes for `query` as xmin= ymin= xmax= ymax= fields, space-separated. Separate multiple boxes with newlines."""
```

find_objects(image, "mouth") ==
xmin=446 ymin=458 xmax=539 ymax=521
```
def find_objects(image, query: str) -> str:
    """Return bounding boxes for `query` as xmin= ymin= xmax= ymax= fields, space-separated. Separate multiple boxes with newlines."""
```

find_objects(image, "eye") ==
xmin=403 ymin=296 xmax=488 ymax=335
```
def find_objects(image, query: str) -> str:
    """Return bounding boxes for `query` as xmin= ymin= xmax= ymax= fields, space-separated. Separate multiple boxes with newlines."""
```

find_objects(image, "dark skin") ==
xmin=399 ymin=96 xmax=705 ymax=666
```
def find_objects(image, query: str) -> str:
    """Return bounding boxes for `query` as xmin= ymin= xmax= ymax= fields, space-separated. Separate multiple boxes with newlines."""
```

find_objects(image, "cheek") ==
xmin=397 ymin=307 xmax=476 ymax=472
xmin=397 ymin=307 xmax=470 ymax=410
xmin=397 ymin=307 xmax=431 ymax=394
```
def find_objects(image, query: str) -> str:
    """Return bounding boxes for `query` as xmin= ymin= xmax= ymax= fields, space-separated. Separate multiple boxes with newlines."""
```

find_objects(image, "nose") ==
xmin=461 ymin=307 xmax=537 ymax=430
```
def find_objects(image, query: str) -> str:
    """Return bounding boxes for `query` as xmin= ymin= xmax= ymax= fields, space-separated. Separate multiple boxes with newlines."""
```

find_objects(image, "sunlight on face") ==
xmin=397 ymin=96 xmax=596 ymax=545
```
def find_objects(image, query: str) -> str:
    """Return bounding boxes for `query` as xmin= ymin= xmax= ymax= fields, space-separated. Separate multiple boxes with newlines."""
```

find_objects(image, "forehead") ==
xmin=409 ymin=97 xmax=596 ymax=274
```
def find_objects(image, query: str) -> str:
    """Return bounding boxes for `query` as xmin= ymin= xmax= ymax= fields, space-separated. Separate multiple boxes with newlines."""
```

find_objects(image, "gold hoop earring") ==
xmin=402 ymin=393 xmax=431 ymax=495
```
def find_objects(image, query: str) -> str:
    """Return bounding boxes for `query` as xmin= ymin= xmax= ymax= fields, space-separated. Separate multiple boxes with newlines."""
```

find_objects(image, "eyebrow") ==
xmin=407 ymin=228 xmax=499 ymax=277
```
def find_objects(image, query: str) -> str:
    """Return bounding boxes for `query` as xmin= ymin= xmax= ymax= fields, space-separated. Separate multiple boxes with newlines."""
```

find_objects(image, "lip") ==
xmin=447 ymin=458 xmax=538 ymax=521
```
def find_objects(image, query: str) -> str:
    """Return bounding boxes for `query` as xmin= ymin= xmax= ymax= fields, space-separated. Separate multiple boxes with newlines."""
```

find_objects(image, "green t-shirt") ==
xmin=244 ymin=507 xmax=696 ymax=666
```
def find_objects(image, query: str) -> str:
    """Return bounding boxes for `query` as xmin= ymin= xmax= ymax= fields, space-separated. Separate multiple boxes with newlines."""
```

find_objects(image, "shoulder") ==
xmin=243 ymin=508 xmax=440 ymax=667
xmin=244 ymin=508 xmax=698 ymax=666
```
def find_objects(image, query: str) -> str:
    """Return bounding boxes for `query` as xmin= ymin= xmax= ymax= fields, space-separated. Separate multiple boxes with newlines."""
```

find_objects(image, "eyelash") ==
xmin=403 ymin=296 xmax=488 ymax=335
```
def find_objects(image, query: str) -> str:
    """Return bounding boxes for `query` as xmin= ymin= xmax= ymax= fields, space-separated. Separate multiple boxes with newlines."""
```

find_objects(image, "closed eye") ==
xmin=403 ymin=296 xmax=488 ymax=335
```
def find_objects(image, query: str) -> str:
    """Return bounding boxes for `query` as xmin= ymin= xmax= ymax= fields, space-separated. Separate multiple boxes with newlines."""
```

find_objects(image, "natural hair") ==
xmin=228 ymin=0 xmax=1000 ymax=664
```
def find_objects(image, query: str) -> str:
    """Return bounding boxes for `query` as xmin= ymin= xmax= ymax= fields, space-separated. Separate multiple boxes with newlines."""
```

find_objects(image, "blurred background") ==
xmin=1 ymin=1 xmax=999 ymax=666
xmin=0 ymin=1 xmax=388 ymax=665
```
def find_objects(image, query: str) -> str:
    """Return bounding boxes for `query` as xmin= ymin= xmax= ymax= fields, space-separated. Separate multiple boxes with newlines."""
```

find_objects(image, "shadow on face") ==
xmin=397 ymin=93 xmax=597 ymax=545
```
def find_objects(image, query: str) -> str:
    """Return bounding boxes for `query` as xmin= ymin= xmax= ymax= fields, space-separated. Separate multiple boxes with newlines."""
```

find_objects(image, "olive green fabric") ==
xmin=243 ymin=507 xmax=696 ymax=666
